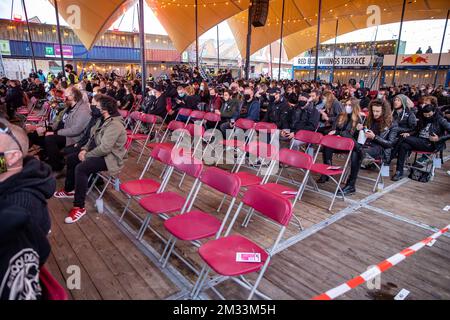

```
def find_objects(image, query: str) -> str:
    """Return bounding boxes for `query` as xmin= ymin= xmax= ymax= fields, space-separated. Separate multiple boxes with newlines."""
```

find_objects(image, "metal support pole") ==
xmin=22 ymin=0 xmax=37 ymax=72
xmin=434 ymin=9 xmax=449 ymax=88
xmin=195 ymin=0 xmax=199 ymax=69
xmin=53 ymin=0 xmax=65 ymax=77
xmin=313 ymin=0 xmax=322 ymax=82
xmin=269 ymin=43 xmax=273 ymax=78
xmin=278 ymin=0 xmax=286 ymax=80
xmin=138 ymin=0 xmax=146 ymax=94
xmin=392 ymin=0 xmax=406 ymax=86
xmin=330 ymin=19 xmax=339 ymax=83
xmin=244 ymin=2 xmax=253 ymax=80
xmin=217 ymin=25 xmax=220 ymax=71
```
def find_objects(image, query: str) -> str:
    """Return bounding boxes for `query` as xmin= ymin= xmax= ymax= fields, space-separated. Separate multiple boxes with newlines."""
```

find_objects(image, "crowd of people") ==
xmin=0 ymin=62 xmax=449 ymax=299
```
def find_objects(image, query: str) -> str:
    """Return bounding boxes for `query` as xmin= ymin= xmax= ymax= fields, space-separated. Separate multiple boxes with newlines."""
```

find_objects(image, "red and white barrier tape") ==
xmin=312 ymin=224 xmax=450 ymax=300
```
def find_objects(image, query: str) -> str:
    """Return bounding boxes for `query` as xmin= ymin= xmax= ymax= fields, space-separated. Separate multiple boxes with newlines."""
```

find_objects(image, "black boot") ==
xmin=316 ymin=175 xmax=329 ymax=183
xmin=342 ymin=183 xmax=356 ymax=195
xmin=391 ymin=171 xmax=404 ymax=181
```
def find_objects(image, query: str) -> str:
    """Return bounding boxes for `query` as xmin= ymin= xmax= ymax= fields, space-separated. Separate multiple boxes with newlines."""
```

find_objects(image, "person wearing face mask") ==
xmin=54 ymin=95 xmax=127 ymax=224
xmin=392 ymin=104 xmax=450 ymax=181
xmin=146 ymin=85 xmax=167 ymax=119
xmin=281 ymin=92 xmax=320 ymax=147
xmin=199 ymin=81 xmax=210 ymax=105
xmin=317 ymin=98 xmax=364 ymax=183
xmin=341 ymin=100 xmax=399 ymax=195
xmin=0 ymin=120 xmax=54 ymax=300
xmin=64 ymin=64 xmax=78 ymax=86
xmin=0 ymin=120 xmax=55 ymax=234
xmin=263 ymin=88 xmax=289 ymax=129
xmin=218 ymin=90 xmax=239 ymax=123
xmin=43 ymin=86 xmax=91 ymax=172
xmin=141 ymin=87 xmax=156 ymax=114
xmin=62 ymin=94 xmax=104 ymax=156
xmin=219 ymin=87 xmax=260 ymax=137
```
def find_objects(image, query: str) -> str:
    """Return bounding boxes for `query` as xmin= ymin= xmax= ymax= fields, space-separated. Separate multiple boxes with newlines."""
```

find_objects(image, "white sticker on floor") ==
xmin=443 ymin=206 xmax=450 ymax=212
xmin=394 ymin=288 xmax=410 ymax=300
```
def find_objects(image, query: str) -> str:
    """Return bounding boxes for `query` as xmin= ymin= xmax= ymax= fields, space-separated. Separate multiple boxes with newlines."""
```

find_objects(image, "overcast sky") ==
xmin=1 ymin=0 xmax=449 ymax=54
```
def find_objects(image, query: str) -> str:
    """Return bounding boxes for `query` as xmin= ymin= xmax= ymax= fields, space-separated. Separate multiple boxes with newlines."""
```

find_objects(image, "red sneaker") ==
xmin=65 ymin=207 xmax=86 ymax=224
xmin=54 ymin=190 xmax=75 ymax=199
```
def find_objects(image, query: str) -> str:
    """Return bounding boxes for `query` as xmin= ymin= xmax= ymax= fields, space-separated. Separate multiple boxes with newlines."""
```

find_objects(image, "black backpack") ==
xmin=408 ymin=167 xmax=431 ymax=183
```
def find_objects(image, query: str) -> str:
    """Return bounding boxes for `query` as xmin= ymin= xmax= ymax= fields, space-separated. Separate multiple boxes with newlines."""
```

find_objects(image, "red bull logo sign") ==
xmin=401 ymin=54 xmax=429 ymax=65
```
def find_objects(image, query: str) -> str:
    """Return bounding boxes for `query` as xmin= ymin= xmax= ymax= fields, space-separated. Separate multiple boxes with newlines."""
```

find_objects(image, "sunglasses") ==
xmin=0 ymin=122 xmax=23 ymax=153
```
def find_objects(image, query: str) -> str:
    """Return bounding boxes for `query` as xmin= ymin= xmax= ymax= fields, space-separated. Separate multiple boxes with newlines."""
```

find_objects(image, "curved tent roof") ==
xmin=48 ymin=0 xmax=137 ymax=50
xmin=228 ymin=0 xmax=450 ymax=59
xmin=283 ymin=7 xmax=449 ymax=60
xmin=49 ymin=0 xmax=250 ymax=52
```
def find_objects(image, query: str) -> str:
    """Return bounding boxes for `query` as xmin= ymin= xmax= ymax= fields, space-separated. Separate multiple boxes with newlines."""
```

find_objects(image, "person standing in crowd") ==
xmin=114 ymin=81 xmax=126 ymax=103
xmin=416 ymin=47 xmax=423 ymax=54
xmin=64 ymin=64 xmax=78 ymax=85
xmin=426 ymin=46 xmax=433 ymax=54
xmin=341 ymin=100 xmax=399 ymax=195
xmin=392 ymin=104 xmax=450 ymax=181
xmin=54 ymin=95 xmax=127 ymax=223
xmin=44 ymin=86 xmax=91 ymax=172
xmin=316 ymin=98 xmax=363 ymax=183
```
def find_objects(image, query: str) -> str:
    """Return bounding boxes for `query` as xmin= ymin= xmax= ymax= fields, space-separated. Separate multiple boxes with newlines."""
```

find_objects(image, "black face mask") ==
xmin=244 ymin=94 xmax=251 ymax=101
xmin=298 ymin=100 xmax=307 ymax=107
xmin=269 ymin=95 xmax=275 ymax=103
xmin=90 ymin=105 xmax=102 ymax=117
xmin=423 ymin=116 xmax=433 ymax=123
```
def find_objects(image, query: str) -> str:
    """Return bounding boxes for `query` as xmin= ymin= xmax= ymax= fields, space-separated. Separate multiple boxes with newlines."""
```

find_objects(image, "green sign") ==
xmin=0 ymin=40 xmax=11 ymax=55
xmin=45 ymin=46 xmax=54 ymax=56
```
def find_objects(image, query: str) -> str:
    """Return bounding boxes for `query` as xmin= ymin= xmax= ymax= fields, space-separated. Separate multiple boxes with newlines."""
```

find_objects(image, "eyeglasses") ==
xmin=0 ymin=122 xmax=23 ymax=153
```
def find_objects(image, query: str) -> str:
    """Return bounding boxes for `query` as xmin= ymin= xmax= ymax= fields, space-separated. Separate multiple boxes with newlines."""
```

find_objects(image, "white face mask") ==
xmin=377 ymin=94 xmax=383 ymax=99
xmin=322 ymin=98 xmax=327 ymax=105
xmin=345 ymin=105 xmax=353 ymax=114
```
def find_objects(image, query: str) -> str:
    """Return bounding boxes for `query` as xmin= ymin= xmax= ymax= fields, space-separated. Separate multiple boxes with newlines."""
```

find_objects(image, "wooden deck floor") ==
xmin=45 ymin=146 xmax=450 ymax=300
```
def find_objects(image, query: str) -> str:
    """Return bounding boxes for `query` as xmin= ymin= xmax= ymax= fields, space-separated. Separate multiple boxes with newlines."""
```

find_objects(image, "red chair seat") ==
xmin=164 ymin=210 xmax=221 ymax=241
xmin=310 ymin=163 xmax=344 ymax=176
xmin=199 ymin=235 xmax=268 ymax=276
xmin=17 ymin=110 xmax=29 ymax=115
xmin=139 ymin=192 xmax=185 ymax=214
xmin=234 ymin=171 xmax=262 ymax=187
xmin=126 ymin=129 xmax=133 ymax=134
xmin=26 ymin=116 xmax=43 ymax=121
xmin=120 ymin=179 xmax=160 ymax=196
xmin=413 ymin=150 xmax=435 ymax=155
xmin=257 ymin=183 xmax=297 ymax=199
xmin=147 ymin=142 xmax=174 ymax=149
xmin=128 ymin=133 xmax=148 ymax=140
xmin=221 ymin=139 xmax=245 ymax=148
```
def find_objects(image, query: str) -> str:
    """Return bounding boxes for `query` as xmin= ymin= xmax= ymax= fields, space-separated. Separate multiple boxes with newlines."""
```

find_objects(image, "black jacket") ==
xmin=413 ymin=114 xmax=450 ymax=149
xmin=0 ymin=200 xmax=50 ymax=300
xmin=333 ymin=114 xmax=363 ymax=140
xmin=263 ymin=97 xmax=290 ymax=129
xmin=287 ymin=102 xmax=320 ymax=132
xmin=5 ymin=86 xmax=24 ymax=110
xmin=147 ymin=93 xmax=168 ymax=118
xmin=369 ymin=124 xmax=400 ymax=163
xmin=0 ymin=157 xmax=55 ymax=235
xmin=392 ymin=108 xmax=417 ymax=134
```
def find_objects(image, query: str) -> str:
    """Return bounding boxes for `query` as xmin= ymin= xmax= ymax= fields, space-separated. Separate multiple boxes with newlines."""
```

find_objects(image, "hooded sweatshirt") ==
xmin=0 ymin=200 xmax=51 ymax=300
xmin=392 ymin=94 xmax=417 ymax=134
xmin=0 ymin=157 xmax=55 ymax=235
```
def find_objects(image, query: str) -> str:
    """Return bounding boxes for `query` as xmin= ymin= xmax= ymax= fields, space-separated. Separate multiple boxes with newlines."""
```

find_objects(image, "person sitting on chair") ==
xmin=341 ymin=99 xmax=399 ymax=195
xmin=54 ymin=95 xmax=127 ymax=224
xmin=392 ymin=104 xmax=450 ymax=181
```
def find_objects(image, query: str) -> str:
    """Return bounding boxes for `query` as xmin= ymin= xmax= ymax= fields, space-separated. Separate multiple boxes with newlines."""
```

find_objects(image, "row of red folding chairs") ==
xmin=118 ymin=145 xmax=294 ymax=300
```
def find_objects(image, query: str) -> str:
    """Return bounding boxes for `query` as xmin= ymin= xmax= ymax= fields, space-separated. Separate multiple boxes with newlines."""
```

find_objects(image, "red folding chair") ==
xmin=191 ymin=185 xmax=293 ymax=300
xmin=243 ymin=148 xmax=313 ymax=230
xmin=215 ymin=118 xmax=256 ymax=166
xmin=175 ymin=107 xmax=193 ymax=122
xmin=309 ymin=135 xmax=355 ymax=211
xmin=119 ymin=145 xmax=173 ymax=224
xmin=160 ymin=166 xmax=241 ymax=268
xmin=136 ymin=150 xmax=204 ymax=241
xmin=39 ymin=266 xmax=68 ymax=300
xmin=290 ymin=130 xmax=323 ymax=158
xmin=187 ymin=110 xmax=206 ymax=124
